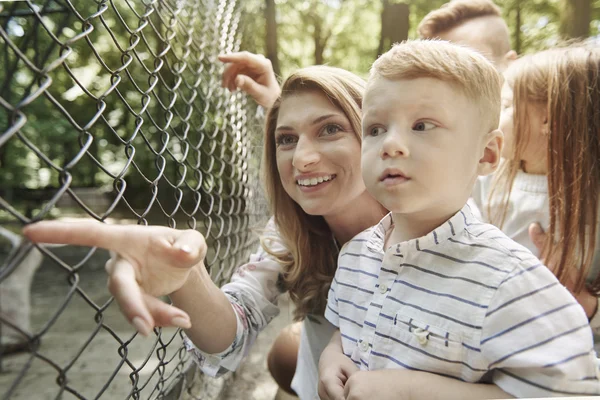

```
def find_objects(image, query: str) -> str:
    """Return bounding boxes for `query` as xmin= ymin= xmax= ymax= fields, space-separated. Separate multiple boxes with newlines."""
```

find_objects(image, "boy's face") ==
xmin=361 ymin=77 xmax=489 ymax=218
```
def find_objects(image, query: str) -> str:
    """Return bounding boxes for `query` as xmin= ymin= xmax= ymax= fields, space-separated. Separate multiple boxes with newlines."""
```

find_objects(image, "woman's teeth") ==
xmin=297 ymin=175 xmax=335 ymax=186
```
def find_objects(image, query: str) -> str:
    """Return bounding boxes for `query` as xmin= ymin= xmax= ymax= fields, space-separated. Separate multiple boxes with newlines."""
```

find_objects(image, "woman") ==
xmin=24 ymin=53 xmax=511 ymax=400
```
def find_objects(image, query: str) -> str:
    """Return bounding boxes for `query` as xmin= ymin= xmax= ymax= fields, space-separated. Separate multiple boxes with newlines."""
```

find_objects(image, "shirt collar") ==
xmin=366 ymin=203 xmax=477 ymax=255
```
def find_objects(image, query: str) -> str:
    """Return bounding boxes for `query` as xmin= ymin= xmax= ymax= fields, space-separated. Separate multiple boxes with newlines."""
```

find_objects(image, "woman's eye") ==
xmin=322 ymin=124 xmax=342 ymax=136
xmin=369 ymin=127 xmax=386 ymax=137
xmin=413 ymin=121 xmax=436 ymax=132
xmin=276 ymin=135 xmax=297 ymax=146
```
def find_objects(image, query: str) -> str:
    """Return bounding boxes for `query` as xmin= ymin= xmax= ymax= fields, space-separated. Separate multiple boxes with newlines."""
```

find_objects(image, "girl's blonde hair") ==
xmin=261 ymin=66 xmax=365 ymax=320
xmin=490 ymin=45 xmax=600 ymax=294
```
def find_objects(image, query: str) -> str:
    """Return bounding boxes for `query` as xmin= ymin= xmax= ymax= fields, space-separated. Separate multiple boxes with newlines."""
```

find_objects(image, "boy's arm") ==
xmin=481 ymin=263 xmax=600 ymax=398
xmin=341 ymin=370 xmax=513 ymax=400
xmin=529 ymin=222 xmax=599 ymax=319
xmin=320 ymin=244 xmax=359 ymax=400
xmin=318 ymin=330 xmax=359 ymax=400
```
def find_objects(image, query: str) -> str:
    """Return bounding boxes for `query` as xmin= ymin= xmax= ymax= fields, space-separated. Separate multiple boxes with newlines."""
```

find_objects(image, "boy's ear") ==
xmin=478 ymin=129 xmax=503 ymax=176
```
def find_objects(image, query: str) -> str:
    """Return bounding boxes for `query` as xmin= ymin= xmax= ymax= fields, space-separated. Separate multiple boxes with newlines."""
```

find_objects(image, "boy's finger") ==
xmin=142 ymin=294 xmax=191 ymax=329
xmin=327 ymin=381 xmax=345 ymax=400
xmin=107 ymin=258 xmax=154 ymax=336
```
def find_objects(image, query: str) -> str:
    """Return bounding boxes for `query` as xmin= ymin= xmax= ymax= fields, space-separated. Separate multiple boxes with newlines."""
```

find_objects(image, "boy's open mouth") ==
xmin=379 ymin=168 xmax=409 ymax=182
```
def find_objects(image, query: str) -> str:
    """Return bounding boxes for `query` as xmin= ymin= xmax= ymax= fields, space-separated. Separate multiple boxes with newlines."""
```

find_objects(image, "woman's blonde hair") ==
xmin=261 ymin=66 xmax=365 ymax=320
xmin=489 ymin=45 xmax=600 ymax=294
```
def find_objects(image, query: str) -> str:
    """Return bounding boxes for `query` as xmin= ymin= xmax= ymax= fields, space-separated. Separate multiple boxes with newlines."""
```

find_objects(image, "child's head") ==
xmin=361 ymin=39 xmax=502 ymax=220
xmin=499 ymin=51 xmax=556 ymax=175
xmin=492 ymin=45 xmax=600 ymax=293
xmin=417 ymin=0 xmax=516 ymax=72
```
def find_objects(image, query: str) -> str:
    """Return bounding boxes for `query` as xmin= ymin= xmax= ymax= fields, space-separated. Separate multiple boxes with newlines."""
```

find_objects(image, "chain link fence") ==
xmin=0 ymin=0 xmax=266 ymax=398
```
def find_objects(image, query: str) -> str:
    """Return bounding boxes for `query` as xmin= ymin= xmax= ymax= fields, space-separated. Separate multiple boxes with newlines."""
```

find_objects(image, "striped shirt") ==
xmin=325 ymin=204 xmax=600 ymax=398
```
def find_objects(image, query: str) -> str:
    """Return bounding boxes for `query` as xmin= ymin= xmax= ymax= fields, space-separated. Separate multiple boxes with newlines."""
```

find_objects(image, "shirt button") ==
xmin=379 ymin=284 xmax=388 ymax=294
xmin=359 ymin=340 xmax=369 ymax=352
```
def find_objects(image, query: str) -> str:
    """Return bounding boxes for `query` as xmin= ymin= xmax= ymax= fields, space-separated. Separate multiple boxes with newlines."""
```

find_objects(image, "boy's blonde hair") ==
xmin=368 ymin=39 xmax=501 ymax=132
xmin=417 ymin=0 xmax=510 ymax=59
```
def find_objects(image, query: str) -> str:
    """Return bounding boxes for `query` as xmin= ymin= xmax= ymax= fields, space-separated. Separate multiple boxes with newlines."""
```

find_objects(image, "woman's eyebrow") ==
xmin=311 ymin=114 xmax=340 ymax=125
xmin=276 ymin=113 xmax=342 ymax=132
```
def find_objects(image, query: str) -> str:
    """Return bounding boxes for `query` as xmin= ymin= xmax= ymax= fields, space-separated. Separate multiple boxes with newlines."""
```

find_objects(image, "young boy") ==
xmin=417 ymin=0 xmax=517 ymax=72
xmin=319 ymin=40 xmax=600 ymax=399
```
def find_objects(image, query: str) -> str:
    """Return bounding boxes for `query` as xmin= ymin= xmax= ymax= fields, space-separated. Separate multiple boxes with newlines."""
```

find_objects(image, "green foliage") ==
xmin=241 ymin=0 xmax=599 ymax=78
xmin=1 ymin=1 xmax=258 ymax=223
xmin=2 ymin=0 xmax=599 ymax=210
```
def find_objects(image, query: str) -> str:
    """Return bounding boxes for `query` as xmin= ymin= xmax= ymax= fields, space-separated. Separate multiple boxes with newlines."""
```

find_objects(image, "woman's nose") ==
xmin=292 ymin=136 xmax=320 ymax=170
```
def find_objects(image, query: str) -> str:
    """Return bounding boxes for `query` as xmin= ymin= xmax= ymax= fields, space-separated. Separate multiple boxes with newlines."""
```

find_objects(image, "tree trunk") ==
xmin=377 ymin=1 xmax=409 ymax=57
xmin=514 ymin=2 xmax=521 ymax=54
xmin=560 ymin=0 xmax=591 ymax=39
xmin=314 ymin=17 xmax=325 ymax=65
xmin=265 ymin=0 xmax=281 ymax=76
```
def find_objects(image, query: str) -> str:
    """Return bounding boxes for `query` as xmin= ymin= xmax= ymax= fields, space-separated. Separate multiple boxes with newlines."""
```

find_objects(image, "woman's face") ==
xmin=274 ymin=90 xmax=366 ymax=217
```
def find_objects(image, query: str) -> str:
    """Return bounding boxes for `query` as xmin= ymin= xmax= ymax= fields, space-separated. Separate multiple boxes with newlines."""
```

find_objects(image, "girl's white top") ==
xmin=469 ymin=170 xmax=600 ymax=331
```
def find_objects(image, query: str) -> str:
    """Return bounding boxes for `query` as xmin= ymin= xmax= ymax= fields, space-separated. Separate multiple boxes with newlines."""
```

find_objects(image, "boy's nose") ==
xmin=380 ymin=129 xmax=409 ymax=159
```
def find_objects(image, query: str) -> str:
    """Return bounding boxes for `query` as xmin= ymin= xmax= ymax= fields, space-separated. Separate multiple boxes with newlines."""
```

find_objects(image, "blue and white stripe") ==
xmin=325 ymin=204 xmax=600 ymax=398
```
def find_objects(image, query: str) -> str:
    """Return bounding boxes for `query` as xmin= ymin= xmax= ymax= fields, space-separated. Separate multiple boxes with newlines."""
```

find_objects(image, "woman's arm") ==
xmin=169 ymin=265 xmax=238 ymax=353
xmin=24 ymin=221 xmax=204 ymax=333
xmin=25 ymin=219 xmax=287 ymax=367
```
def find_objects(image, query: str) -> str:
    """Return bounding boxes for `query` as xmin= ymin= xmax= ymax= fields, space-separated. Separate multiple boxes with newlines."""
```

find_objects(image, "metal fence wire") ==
xmin=0 ymin=0 xmax=266 ymax=398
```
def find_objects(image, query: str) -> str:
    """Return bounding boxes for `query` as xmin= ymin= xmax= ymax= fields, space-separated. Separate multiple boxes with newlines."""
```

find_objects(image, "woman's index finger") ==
xmin=23 ymin=220 xmax=130 ymax=252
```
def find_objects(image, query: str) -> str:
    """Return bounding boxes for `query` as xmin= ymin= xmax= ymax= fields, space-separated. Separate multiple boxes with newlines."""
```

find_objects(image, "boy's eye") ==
xmin=276 ymin=134 xmax=297 ymax=146
xmin=412 ymin=121 xmax=436 ymax=131
xmin=369 ymin=127 xmax=386 ymax=137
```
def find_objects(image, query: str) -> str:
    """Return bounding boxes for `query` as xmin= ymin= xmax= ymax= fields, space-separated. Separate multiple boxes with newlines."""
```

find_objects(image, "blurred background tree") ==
xmin=241 ymin=0 xmax=600 ymax=78
xmin=1 ymin=0 xmax=599 ymax=218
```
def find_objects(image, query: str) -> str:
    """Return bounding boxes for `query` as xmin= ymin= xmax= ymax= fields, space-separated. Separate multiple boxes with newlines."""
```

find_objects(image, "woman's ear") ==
xmin=478 ymin=129 xmax=503 ymax=176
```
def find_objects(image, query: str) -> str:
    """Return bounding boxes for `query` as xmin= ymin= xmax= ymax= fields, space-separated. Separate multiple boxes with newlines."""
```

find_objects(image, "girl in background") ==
xmin=471 ymin=44 xmax=600 ymax=328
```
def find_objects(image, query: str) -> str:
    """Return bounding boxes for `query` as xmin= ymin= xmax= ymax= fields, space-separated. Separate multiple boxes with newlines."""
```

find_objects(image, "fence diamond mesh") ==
xmin=0 ymin=0 xmax=266 ymax=398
